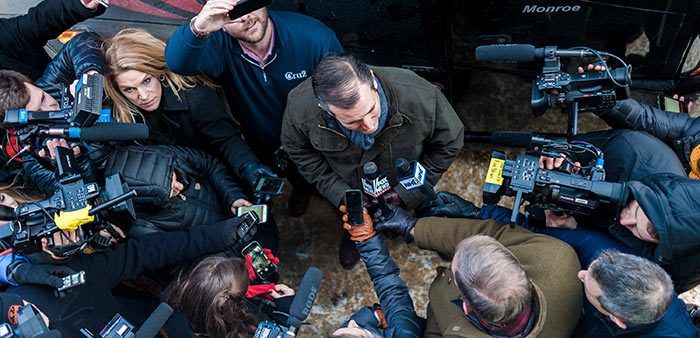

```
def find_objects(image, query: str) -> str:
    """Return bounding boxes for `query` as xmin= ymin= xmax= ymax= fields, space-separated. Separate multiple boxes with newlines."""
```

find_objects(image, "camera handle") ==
xmin=567 ymin=101 xmax=579 ymax=139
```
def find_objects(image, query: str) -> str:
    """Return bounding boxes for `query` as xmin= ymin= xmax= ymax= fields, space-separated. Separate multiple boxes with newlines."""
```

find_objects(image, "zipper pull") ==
xmin=262 ymin=69 xmax=268 ymax=82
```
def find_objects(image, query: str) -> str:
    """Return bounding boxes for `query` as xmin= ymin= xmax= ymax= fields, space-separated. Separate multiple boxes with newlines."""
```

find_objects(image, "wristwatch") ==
xmin=189 ymin=16 xmax=210 ymax=39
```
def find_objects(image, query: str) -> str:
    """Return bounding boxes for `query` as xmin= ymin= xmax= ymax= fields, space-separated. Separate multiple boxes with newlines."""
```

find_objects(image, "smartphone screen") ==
xmin=241 ymin=241 xmax=276 ymax=280
xmin=344 ymin=189 xmax=364 ymax=226
xmin=658 ymin=95 xmax=687 ymax=113
xmin=255 ymin=177 xmax=285 ymax=195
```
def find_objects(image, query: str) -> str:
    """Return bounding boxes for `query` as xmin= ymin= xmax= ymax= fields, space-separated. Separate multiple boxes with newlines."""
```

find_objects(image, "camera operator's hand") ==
xmin=339 ymin=205 xmax=376 ymax=242
xmin=539 ymin=156 xmax=581 ymax=174
xmin=230 ymin=198 xmax=252 ymax=215
xmin=578 ymin=63 xmax=606 ymax=74
xmin=9 ymin=263 xmax=76 ymax=288
xmin=269 ymin=284 xmax=295 ymax=299
xmin=544 ymin=209 xmax=578 ymax=229
xmin=415 ymin=191 xmax=480 ymax=219
xmin=240 ymin=161 xmax=277 ymax=190
xmin=81 ymin=0 xmax=107 ymax=10
xmin=374 ymin=204 xmax=417 ymax=243
xmin=192 ymin=0 xmax=236 ymax=34
xmin=38 ymin=139 xmax=80 ymax=160
xmin=41 ymin=230 xmax=80 ymax=260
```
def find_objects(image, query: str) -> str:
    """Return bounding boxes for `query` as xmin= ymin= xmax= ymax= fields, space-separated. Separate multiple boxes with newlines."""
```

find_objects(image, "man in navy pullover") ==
xmin=164 ymin=0 xmax=343 ymax=217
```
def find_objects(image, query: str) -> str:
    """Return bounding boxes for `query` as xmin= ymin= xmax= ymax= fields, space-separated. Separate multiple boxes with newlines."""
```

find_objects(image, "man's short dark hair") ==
xmin=312 ymin=54 xmax=373 ymax=110
xmin=590 ymin=250 xmax=673 ymax=324
xmin=0 ymin=70 xmax=31 ymax=121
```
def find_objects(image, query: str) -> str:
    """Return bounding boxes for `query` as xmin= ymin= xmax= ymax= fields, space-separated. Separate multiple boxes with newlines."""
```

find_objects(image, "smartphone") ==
xmin=237 ymin=211 xmax=259 ymax=239
xmin=255 ymin=176 xmax=285 ymax=196
xmin=228 ymin=0 xmax=272 ymax=20
xmin=657 ymin=95 xmax=688 ymax=113
xmin=241 ymin=241 xmax=277 ymax=280
xmin=344 ymin=189 xmax=364 ymax=226
xmin=237 ymin=204 xmax=268 ymax=223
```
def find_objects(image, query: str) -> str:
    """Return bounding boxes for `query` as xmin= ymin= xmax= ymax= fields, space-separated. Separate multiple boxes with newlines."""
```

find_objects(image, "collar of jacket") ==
xmin=314 ymin=69 xmax=413 ymax=140
xmin=591 ymin=308 xmax=660 ymax=336
xmin=428 ymin=267 xmax=548 ymax=338
xmin=158 ymin=83 xmax=190 ymax=112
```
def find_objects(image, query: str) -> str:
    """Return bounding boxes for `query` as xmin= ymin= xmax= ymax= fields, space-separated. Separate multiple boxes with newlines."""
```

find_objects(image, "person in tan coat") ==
xmin=376 ymin=205 xmax=583 ymax=338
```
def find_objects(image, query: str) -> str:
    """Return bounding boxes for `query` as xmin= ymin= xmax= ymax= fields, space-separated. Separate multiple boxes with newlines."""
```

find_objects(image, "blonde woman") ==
xmin=103 ymin=28 xmax=275 ymax=192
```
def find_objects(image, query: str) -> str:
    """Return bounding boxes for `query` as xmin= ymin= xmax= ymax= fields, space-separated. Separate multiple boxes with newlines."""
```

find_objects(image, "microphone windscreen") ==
xmin=134 ymin=303 xmax=174 ymax=338
xmin=475 ymin=44 xmax=536 ymax=62
xmin=78 ymin=123 xmax=149 ymax=142
xmin=288 ymin=267 xmax=323 ymax=324
xmin=490 ymin=131 xmax=534 ymax=148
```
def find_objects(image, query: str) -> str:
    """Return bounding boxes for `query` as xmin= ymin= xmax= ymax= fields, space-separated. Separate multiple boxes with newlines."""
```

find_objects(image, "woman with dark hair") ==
xmin=164 ymin=256 xmax=294 ymax=338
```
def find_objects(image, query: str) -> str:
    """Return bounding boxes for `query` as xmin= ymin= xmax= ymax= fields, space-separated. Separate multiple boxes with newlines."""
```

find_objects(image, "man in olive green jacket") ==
xmin=377 ymin=206 xmax=583 ymax=338
xmin=281 ymin=54 xmax=464 ymax=210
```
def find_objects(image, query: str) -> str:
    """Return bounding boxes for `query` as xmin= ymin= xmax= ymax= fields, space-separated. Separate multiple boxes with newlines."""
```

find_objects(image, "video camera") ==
xmin=87 ymin=303 xmax=173 ymax=338
xmin=0 ymin=147 xmax=136 ymax=257
xmin=2 ymin=74 xmax=148 ymax=160
xmin=0 ymin=303 xmax=60 ymax=338
xmin=483 ymin=131 xmax=629 ymax=227
xmin=253 ymin=268 xmax=322 ymax=338
xmin=475 ymin=44 xmax=632 ymax=137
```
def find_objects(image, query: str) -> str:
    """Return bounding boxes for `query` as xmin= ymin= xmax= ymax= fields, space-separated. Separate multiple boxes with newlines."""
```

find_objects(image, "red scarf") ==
xmin=476 ymin=303 xmax=533 ymax=337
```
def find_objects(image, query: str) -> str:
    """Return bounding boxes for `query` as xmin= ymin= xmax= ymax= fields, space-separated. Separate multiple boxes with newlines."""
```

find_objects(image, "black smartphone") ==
xmin=237 ymin=211 xmax=259 ymax=239
xmin=344 ymin=189 xmax=364 ymax=226
xmin=241 ymin=241 xmax=277 ymax=280
xmin=228 ymin=0 xmax=272 ymax=20
xmin=255 ymin=176 xmax=285 ymax=196
xmin=657 ymin=95 xmax=688 ymax=113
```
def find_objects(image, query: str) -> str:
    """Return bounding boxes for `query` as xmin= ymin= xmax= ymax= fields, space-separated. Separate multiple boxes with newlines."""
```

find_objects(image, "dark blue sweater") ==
xmin=165 ymin=10 xmax=343 ymax=152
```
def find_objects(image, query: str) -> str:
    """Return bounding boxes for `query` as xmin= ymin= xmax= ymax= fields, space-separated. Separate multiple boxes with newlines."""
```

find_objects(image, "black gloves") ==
xmin=240 ymin=161 xmax=277 ymax=190
xmin=375 ymin=204 xmax=417 ymax=243
xmin=220 ymin=216 xmax=258 ymax=253
xmin=9 ymin=263 xmax=76 ymax=288
xmin=415 ymin=191 xmax=481 ymax=219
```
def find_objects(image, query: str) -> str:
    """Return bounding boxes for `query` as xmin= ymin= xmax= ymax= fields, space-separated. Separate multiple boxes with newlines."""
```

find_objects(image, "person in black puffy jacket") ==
xmin=104 ymin=144 xmax=279 ymax=253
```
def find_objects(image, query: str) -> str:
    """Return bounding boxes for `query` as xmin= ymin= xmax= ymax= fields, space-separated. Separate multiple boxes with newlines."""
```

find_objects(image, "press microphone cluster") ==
xmin=395 ymin=158 xmax=441 ymax=205
xmin=475 ymin=44 xmax=595 ymax=62
xmin=361 ymin=162 xmax=395 ymax=221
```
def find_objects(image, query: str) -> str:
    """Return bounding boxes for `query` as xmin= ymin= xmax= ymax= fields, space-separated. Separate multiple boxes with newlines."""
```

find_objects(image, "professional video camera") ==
xmin=253 ymin=267 xmax=322 ymax=338
xmin=483 ymin=131 xmax=629 ymax=227
xmin=2 ymin=73 xmax=148 ymax=161
xmin=475 ymin=44 xmax=632 ymax=137
xmin=87 ymin=303 xmax=173 ymax=338
xmin=0 ymin=147 xmax=136 ymax=257
xmin=0 ymin=303 xmax=60 ymax=338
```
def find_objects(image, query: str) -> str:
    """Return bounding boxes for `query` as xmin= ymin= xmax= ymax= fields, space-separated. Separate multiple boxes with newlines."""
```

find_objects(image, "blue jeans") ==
xmin=479 ymin=204 xmax=637 ymax=268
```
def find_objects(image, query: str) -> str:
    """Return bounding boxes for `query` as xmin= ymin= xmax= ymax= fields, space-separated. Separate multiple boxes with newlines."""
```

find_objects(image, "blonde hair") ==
xmin=103 ymin=28 xmax=215 ymax=123
xmin=0 ymin=174 xmax=45 ymax=205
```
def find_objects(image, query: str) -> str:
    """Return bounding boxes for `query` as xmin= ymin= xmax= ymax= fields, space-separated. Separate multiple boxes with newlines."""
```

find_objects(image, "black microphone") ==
xmin=42 ymin=123 xmax=149 ymax=142
xmin=361 ymin=162 xmax=394 ymax=220
xmin=134 ymin=303 xmax=174 ymax=338
xmin=490 ymin=131 xmax=551 ymax=149
xmin=286 ymin=267 xmax=323 ymax=335
xmin=395 ymin=158 xmax=441 ymax=204
xmin=0 ymin=205 xmax=14 ymax=221
xmin=475 ymin=44 xmax=595 ymax=62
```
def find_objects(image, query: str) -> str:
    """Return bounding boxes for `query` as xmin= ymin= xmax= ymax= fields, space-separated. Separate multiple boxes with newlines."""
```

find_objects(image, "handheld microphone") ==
xmin=285 ymin=267 xmax=323 ymax=335
xmin=361 ymin=162 xmax=394 ymax=220
xmin=490 ymin=131 xmax=554 ymax=149
xmin=42 ymin=123 xmax=149 ymax=142
xmin=395 ymin=158 xmax=441 ymax=204
xmin=134 ymin=303 xmax=174 ymax=338
xmin=0 ymin=205 xmax=14 ymax=221
xmin=475 ymin=44 xmax=595 ymax=62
